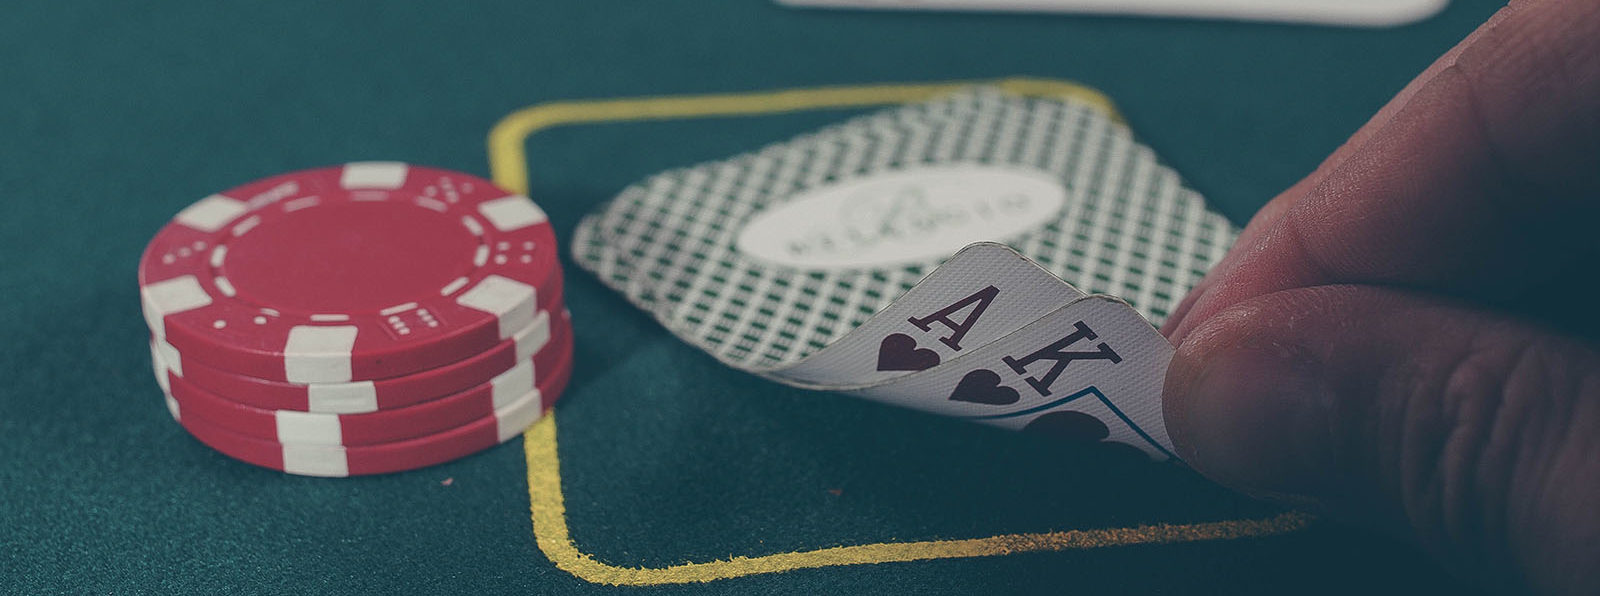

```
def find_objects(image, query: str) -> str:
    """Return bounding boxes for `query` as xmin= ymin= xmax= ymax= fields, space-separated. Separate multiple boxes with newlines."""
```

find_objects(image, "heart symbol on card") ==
xmin=876 ymin=333 xmax=940 ymax=372
xmin=948 ymin=369 xmax=1020 ymax=405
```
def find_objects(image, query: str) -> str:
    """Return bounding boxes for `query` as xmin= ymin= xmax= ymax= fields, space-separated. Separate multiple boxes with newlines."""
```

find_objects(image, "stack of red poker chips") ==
xmin=138 ymin=162 xmax=573 ymax=477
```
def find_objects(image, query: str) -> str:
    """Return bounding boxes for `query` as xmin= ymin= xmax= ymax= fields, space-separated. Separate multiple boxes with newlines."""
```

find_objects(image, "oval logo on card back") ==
xmin=735 ymin=165 xmax=1068 ymax=270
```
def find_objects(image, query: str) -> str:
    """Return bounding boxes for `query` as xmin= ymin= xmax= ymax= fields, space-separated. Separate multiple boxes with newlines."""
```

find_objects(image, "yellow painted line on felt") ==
xmin=526 ymin=416 xmax=1312 ymax=586
xmin=494 ymin=78 xmax=1311 ymax=585
xmin=488 ymin=77 xmax=1119 ymax=195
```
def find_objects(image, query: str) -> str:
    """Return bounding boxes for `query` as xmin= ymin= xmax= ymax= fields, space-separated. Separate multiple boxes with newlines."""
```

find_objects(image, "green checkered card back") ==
xmin=573 ymin=87 xmax=1235 ymax=370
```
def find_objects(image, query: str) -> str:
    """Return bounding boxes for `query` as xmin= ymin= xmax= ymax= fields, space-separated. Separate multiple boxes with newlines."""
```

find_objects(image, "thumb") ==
xmin=1164 ymin=285 xmax=1600 ymax=593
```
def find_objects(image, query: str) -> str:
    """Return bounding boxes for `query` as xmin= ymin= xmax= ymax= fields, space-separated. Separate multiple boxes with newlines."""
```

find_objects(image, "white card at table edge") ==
xmin=776 ymin=0 xmax=1448 ymax=27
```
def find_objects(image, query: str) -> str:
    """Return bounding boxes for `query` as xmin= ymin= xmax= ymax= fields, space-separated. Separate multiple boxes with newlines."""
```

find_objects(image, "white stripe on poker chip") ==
xmin=281 ymin=444 xmax=351 ymax=477
xmin=339 ymin=162 xmax=409 ymax=189
xmin=282 ymin=196 xmax=320 ymax=212
xmin=377 ymin=302 xmax=416 ymax=316
xmin=296 ymin=309 xmax=546 ymax=414
xmin=165 ymin=395 xmax=181 ymax=421
xmin=142 ymin=275 xmax=213 ymax=339
xmin=495 ymin=387 xmax=544 ymax=442
xmin=230 ymin=215 xmax=261 ymax=237
xmin=272 ymin=384 xmax=543 ymax=476
xmin=489 ymin=360 xmax=536 ymax=409
xmin=439 ymin=276 xmax=470 ymax=297
xmin=150 ymin=342 xmax=173 ymax=394
xmin=513 ymin=310 xmax=552 ymax=361
xmin=477 ymin=196 xmax=547 ymax=231
xmin=306 ymin=381 xmax=379 ymax=414
xmin=456 ymin=275 xmax=536 ymax=339
xmin=414 ymin=197 xmax=448 ymax=213
xmin=152 ymin=339 xmax=184 ymax=377
xmin=212 ymin=276 xmax=237 ymax=297
xmin=275 ymin=410 xmax=344 ymax=445
xmin=175 ymin=195 xmax=248 ymax=233
xmin=283 ymin=325 xmax=359 ymax=383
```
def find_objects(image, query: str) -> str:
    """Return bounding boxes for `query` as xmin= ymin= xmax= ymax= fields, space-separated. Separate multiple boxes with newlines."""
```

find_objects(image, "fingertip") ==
xmin=1163 ymin=304 xmax=1338 ymax=498
xmin=1159 ymin=283 xmax=1206 ymax=338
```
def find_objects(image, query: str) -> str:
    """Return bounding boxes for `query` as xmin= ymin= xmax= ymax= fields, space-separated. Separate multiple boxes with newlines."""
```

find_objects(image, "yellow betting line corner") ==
xmin=495 ymin=78 xmax=1312 ymax=586
xmin=525 ymin=416 xmax=1310 ymax=586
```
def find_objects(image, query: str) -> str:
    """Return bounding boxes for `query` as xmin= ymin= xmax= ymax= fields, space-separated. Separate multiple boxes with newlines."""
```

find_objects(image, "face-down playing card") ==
xmin=572 ymin=86 xmax=1234 ymax=458
xmin=574 ymin=86 xmax=1233 ymax=371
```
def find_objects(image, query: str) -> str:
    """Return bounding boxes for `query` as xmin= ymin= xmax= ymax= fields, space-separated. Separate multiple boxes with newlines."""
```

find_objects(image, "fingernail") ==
xmin=1171 ymin=346 xmax=1337 ymax=499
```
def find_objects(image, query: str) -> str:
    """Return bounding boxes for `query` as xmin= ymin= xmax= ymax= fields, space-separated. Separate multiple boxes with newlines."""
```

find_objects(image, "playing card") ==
xmin=843 ymin=294 xmax=1177 ymax=459
xmin=577 ymin=87 xmax=1231 ymax=367
xmin=766 ymin=242 xmax=1083 ymax=388
xmin=576 ymin=90 xmax=980 ymax=317
xmin=776 ymin=0 xmax=1449 ymax=28
xmin=573 ymin=86 xmax=1235 ymax=458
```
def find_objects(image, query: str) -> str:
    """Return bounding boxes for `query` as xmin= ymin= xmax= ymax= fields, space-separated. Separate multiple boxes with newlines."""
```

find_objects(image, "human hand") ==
xmin=1160 ymin=1 xmax=1599 ymax=593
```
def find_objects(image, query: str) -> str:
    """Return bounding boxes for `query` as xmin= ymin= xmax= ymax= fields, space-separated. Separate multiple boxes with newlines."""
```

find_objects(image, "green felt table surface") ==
xmin=2 ymin=1 xmax=1504 ymax=593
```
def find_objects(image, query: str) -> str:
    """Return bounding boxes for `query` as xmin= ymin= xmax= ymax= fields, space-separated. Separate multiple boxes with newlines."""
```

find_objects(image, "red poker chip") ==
xmin=140 ymin=162 xmax=560 ymax=383
xmin=153 ymin=317 xmax=572 ymax=446
xmin=153 ymin=293 xmax=569 ymax=415
xmin=165 ymin=343 xmax=574 ymax=477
